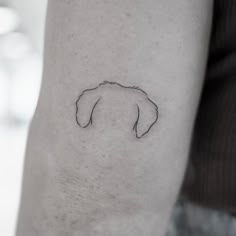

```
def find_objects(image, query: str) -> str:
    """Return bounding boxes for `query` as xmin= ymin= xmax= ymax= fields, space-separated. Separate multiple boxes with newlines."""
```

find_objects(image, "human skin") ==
xmin=16 ymin=0 xmax=213 ymax=235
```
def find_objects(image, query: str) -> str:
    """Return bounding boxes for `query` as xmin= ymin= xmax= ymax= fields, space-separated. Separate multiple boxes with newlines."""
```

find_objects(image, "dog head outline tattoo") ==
xmin=75 ymin=81 xmax=159 ymax=139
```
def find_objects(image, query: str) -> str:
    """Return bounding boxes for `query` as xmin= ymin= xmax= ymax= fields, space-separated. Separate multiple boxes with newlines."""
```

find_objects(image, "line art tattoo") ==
xmin=75 ymin=81 xmax=159 ymax=139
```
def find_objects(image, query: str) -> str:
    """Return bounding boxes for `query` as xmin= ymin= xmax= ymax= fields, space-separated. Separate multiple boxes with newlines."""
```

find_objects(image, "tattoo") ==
xmin=75 ymin=81 xmax=159 ymax=139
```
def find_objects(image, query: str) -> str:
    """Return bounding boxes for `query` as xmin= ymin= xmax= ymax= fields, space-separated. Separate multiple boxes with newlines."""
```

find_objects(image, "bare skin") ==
xmin=16 ymin=1 xmax=213 ymax=235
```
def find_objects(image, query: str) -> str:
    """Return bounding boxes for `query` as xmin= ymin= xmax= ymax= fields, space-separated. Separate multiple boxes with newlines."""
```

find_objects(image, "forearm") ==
xmin=16 ymin=0 xmax=212 ymax=235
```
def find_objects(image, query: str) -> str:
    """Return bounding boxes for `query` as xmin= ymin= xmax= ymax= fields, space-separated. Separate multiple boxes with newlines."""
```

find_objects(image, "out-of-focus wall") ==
xmin=0 ymin=1 xmax=47 ymax=235
xmin=7 ymin=0 xmax=47 ymax=53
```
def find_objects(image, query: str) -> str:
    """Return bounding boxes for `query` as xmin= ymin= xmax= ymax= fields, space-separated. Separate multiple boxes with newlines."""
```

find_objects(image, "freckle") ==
xmin=125 ymin=12 xmax=131 ymax=17
xmin=71 ymin=220 xmax=78 ymax=225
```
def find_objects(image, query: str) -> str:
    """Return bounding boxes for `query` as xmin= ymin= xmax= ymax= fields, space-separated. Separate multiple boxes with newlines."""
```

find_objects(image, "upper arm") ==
xmin=17 ymin=1 xmax=213 ymax=235
xmin=40 ymin=0 xmax=212 ymax=111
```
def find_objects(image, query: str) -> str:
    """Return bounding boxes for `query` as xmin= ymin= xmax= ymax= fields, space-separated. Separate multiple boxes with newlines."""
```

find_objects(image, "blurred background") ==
xmin=0 ymin=0 xmax=47 ymax=235
xmin=0 ymin=1 xmax=235 ymax=236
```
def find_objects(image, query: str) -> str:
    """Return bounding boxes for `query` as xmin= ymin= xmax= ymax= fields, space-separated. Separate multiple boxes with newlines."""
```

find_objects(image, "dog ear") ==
xmin=75 ymin=90 xmax=101 ymax=128
xmin=133 ymin=98 xmax=158 ymax=139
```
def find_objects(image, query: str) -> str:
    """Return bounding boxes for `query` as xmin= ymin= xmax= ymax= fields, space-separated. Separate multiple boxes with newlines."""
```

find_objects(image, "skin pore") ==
xmin=16 ymin=1 xmax=213 ymax=235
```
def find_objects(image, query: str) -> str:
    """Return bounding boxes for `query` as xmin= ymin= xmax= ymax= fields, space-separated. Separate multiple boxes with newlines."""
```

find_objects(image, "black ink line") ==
xmin=75 ymin=81 xmax=159 ymax=139
xmin=132 ymin=104 xmax=139 ymax=131
xmin=133 ymin=103 xmax=158 ymax=139
xmin=90 ymin=97 xmax=102 ymax=125
xmin=75 ymin=96 xmax=101 ymax=128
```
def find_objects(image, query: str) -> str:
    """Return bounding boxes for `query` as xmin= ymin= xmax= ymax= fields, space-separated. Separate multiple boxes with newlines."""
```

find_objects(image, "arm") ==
xmin=16 ymin=0 xmax=213 ymax=235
